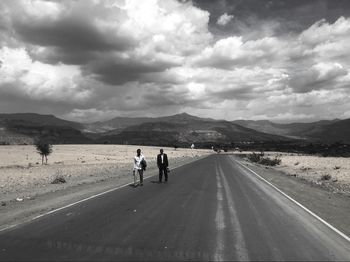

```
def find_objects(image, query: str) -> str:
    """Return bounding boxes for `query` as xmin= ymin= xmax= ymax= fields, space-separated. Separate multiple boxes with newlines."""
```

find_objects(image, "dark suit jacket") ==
xmin=157 ymin=153 xmax=168 ymax=168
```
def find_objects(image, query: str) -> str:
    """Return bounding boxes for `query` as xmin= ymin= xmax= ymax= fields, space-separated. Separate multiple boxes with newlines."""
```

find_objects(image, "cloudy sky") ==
xmin=1 ymin=0 xmax=350 ymax=123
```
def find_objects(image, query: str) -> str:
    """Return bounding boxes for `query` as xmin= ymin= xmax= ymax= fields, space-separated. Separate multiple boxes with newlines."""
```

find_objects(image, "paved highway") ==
xmin=0 ymin=154 xmax=349 ymax=261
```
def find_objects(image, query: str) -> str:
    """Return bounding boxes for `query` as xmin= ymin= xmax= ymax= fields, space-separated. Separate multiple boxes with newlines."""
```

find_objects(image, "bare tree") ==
xmin=34 ymin=138 xmax=53 ymax=165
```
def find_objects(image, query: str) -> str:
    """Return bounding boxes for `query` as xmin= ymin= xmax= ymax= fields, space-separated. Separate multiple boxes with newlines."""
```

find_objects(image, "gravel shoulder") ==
xmin=235 ymin=155 xmax=350 ymax=237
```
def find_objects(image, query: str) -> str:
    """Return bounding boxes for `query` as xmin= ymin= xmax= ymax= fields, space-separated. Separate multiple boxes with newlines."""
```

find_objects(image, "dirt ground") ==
xmin=0 ymin=145 xmax=211 ymax=204
xmin=231 ymin=151 xmax=350 ymax=195
xmin=260 ymin=152 xmax=350 ymax=195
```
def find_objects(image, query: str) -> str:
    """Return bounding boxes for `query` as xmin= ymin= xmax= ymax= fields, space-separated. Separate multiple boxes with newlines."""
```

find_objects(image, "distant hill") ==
xmin=233 ymin=119 xmax=341 ymax=141
xmin=0 ymin=113 xmax=83 ymax=130
xmin=0 ymin=113 xmax=91 ymax=144
xmin=305 ymin=118 xmax=350 ymax=144
xmin=84 ymin=113 xmax=215 ymax=133
xmin=0 ymin=112 xmax=348 ymax=146
xmin=97 ymin=116 xmax=291 ymax=147
xmin=84 ymin=117 xmax=155 ymax=133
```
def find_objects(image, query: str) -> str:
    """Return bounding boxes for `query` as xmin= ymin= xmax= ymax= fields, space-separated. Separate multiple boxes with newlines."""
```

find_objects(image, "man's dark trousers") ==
xmin=157 ymin=153 xmax=169 ymax=182
xmin=158 ymin=166 xmax=168 ymax=182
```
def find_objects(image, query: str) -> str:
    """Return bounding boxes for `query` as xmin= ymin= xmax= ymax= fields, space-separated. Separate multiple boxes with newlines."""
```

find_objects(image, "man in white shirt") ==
xmin=133 ymin=148 xmax=146 ymax=186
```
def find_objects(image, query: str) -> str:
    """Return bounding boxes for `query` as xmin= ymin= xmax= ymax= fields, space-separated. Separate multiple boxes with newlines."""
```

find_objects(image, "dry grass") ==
xmin=262 ymin=152 xmax=350 ymax=194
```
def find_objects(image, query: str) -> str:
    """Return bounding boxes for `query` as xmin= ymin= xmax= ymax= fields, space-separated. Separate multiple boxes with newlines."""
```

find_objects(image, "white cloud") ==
xmin=300 ymin=17 xmax=350 ymax=46
xmin=217 ymin=13 xmax=234 ymax=26
xmin=0 ymin=47 xmax=90 ymax=103
xmin=192 ymin=36 xmax=283 ymax=69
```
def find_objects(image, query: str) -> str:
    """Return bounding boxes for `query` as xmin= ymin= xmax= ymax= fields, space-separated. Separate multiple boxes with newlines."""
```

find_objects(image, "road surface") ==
xmin=0 ymin=154 xmax=349 ymax=261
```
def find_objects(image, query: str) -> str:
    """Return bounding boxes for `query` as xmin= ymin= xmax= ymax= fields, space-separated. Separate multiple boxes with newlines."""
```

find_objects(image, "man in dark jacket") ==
xmin=157 ymin=148 xmax=169 ymax=183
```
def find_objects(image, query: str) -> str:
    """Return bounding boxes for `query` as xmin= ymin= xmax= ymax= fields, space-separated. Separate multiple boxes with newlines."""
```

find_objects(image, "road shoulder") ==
xmin=235 ymin=156 xmax=350 ymax=237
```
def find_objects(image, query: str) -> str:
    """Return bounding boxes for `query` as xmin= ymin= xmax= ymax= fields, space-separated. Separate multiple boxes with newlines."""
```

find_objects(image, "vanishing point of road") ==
xmin=0 ymin=154 xmax=349 ymax=261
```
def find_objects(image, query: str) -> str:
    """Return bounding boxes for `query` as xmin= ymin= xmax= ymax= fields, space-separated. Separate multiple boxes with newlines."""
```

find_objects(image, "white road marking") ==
xmin=233 ymin=158 xmax=350 ymax=243
xmin=217 ymin=163 xmax=249 ymax=261
xmin=214 ymin=164 xmax=226 ymax=261
xmin=0 ymin=174 xmax=155 ymax=233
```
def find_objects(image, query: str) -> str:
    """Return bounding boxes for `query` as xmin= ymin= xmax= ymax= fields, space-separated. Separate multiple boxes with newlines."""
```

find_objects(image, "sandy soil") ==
xmin=243 ymin=152 xmax=350 ymax=195
xmin=0 ymin=145 xmax=211 ymax=203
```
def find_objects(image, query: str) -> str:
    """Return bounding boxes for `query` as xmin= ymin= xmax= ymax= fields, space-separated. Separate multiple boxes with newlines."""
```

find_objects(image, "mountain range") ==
xmin=0 ymin=113 xmax=349 ymax=146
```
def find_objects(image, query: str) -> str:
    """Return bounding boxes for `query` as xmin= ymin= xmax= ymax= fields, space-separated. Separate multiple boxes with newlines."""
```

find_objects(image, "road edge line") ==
xmin=234 ymin=159 xmax=350 ymax=243
xmin=0 ymin=181 xmax=133 ymax=234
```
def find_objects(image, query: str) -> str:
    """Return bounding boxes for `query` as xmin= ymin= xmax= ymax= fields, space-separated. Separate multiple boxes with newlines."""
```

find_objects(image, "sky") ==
xmin=0 ymin=0 xmax=350 ymax=123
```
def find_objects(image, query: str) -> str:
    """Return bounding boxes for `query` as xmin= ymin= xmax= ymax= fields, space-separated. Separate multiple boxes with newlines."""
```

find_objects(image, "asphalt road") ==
xmin=0 ymin=154 xmax=349 ymax=261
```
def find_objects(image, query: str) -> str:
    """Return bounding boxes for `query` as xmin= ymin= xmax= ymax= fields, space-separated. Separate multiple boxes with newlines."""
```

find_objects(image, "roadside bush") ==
xmin=213 ymin=148 xmax=221 ymax=153
xmin=259 ymin=156 xmax=281 ymax=166
xmin=321 ymin=174 xmax=332 ymax=181
xmin=248 ymin=152 xmax=262 ymax=163
xmin=51 ymin=170 xmax=66 ymax=184
xmin=248 ymin=152 xmax=281 ymax=166
xmin=51 ymin=175 xmax=66 ymax=184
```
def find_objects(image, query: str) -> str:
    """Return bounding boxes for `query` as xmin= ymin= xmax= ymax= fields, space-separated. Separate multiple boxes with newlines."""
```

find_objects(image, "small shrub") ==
xmin=213 ymin=148 xmax=221 ymax=153
xmin=259 ymin=156 xmax=281 ymax=166
xmin=51 ymin=170 xmax=66 ymax=184
xmin=334 ymin=166 xmax=341 ymax=170
xmin=321 ymin=174 xmax=332 ymax=181
xmin=294 ymin=162 xmax=299 ymax=166
xmin=51 ymin=175 xmax=66 ymax=184
xmin=248 ymin=153 xmax=281 ymax=166
xmin=248 ymin=152 xmax=262 ymax=163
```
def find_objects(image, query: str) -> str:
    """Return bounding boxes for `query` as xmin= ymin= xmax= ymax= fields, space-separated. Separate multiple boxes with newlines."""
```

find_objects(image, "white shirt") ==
xmin=133 ymin=154 xmax=145 ymax=170
xmin=161 ymin=154 xmax=164 ymax=163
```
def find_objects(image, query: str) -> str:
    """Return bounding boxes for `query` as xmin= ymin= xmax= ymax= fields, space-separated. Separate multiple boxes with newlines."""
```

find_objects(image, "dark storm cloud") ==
xmin=14 ymin=18 xmax=131 ymax=52
xmin=193 ymin=0 xmax=350 ymax=37
xmin=12 ymin=13 xmax=135 ymax=66
xmin=6 ymin=0 xmax=192 ymax=85
xmin=28 ymin=47 xmax=96 ymax=65
xmin=84 ymin=57 xmax=180 ymax=85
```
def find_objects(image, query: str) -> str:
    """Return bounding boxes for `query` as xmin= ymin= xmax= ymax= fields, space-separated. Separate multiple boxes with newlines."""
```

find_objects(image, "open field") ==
xmin=243 ymin=152 xmax=350 ymax=195
xmin=0 ymin=145 xmax=211 ymax=203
